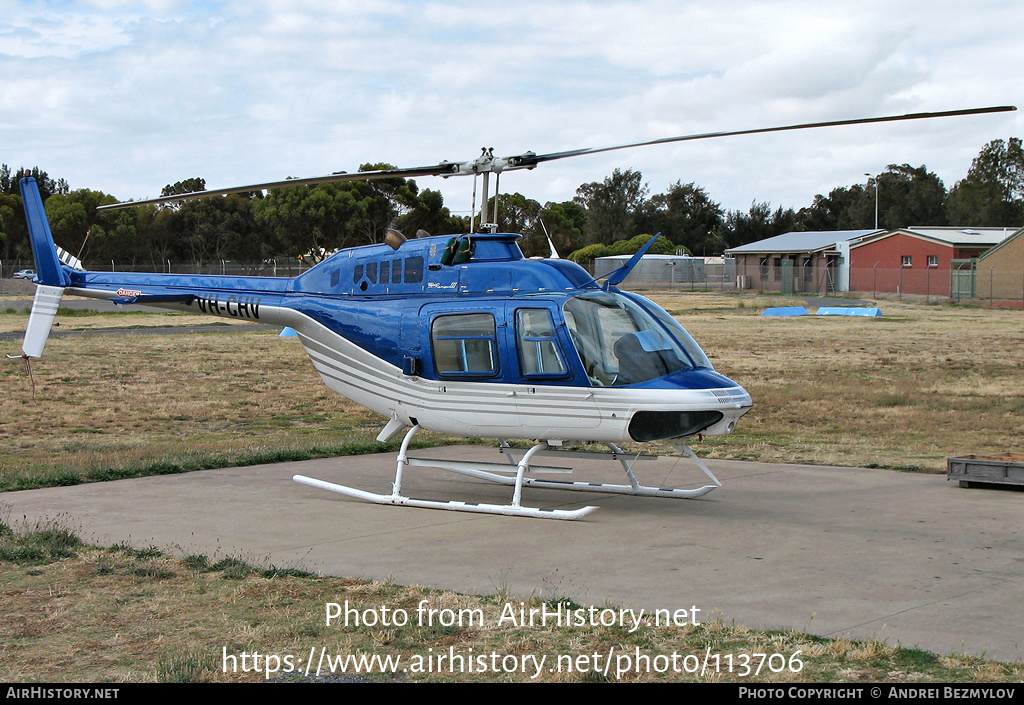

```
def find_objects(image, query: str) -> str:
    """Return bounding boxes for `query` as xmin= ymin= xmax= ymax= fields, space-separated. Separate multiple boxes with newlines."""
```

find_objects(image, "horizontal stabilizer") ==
xmin=56 ymin=246 xmax=84 ymax=271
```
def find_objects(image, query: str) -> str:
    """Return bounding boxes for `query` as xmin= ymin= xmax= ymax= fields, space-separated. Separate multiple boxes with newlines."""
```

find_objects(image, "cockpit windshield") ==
xmin=562 ymin=292 xmax=711 ymax=386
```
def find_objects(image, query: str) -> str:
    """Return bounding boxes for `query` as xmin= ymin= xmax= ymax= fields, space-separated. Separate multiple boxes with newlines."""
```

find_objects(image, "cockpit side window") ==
xmin=516 ymin=309 xmax=568 ymax=378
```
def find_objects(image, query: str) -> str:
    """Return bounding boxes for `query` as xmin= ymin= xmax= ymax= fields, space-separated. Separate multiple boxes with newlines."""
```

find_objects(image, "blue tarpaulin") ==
xmin=760 ymin=307 xmax=809 ymax=316
xmin=815 ymin=307 xmax=883 ymax=317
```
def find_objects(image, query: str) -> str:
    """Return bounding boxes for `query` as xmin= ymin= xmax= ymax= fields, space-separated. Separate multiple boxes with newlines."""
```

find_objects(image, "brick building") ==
xmin=848 ymin=227 xmax=1017 ymax=297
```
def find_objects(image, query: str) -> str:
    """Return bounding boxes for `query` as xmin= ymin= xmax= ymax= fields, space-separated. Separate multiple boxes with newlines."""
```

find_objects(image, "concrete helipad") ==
xmin=4 ymin=446 xmax=1022 ymax=662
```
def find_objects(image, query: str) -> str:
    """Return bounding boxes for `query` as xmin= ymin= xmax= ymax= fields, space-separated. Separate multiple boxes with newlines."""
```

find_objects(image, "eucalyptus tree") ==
xmin=946 ymin=138 xmax=1024 ymax=226
xmin=574 ymin=168 xmax=649 ymax=246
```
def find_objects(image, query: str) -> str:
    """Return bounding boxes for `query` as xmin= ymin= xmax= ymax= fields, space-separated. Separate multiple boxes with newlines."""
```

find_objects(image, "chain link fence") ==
xmin=3 ymin=257 xmax=1023 ymax=308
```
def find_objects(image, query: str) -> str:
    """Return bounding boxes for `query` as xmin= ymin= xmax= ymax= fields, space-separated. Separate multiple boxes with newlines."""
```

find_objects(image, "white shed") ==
xmin=594 ymin=254 xmax=707 ymax=284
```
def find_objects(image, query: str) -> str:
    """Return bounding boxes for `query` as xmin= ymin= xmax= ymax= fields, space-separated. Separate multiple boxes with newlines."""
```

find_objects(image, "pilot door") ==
xmin=509 ymin=305 xmax=601 ymax=431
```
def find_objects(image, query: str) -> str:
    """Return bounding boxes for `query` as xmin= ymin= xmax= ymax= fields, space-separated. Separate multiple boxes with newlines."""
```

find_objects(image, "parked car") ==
xmin=12 ymin=269 xmax=36 ymax=280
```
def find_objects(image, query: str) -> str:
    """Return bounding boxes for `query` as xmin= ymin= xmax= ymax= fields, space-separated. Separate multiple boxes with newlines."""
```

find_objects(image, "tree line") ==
xmin=568 ymin=137 xmax=1024 ymax=261
xmin=1 ymin=138 xmax=1021 ymax=267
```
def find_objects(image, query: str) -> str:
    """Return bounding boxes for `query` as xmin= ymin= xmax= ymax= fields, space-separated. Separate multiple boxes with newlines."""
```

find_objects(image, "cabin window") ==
xmin=405 ymin=256 xmax=424 ymax=284
xmin=353 ymin=264 xmax=364 ymax=283
xmin=391 ymin=259 xmax=403 ymax=284
xmin=516 ymin=309 xmax=567 ymax=377
xmin=432 ymin=313 xmax=498 ymax=376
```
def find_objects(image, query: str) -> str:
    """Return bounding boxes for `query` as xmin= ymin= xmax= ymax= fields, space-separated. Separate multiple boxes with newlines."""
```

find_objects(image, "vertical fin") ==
xmin=18 ymin=177 xmax=69 ymax=358
xmin=23 ymin=284 xmax=64 ymax=358
xmin=19 ymin=177 xmax=69 ymax=287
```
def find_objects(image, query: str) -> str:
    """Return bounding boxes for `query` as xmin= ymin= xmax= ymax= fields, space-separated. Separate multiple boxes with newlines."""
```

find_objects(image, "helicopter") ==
xmin=16 ymin=105 xmax=1014 ymax=520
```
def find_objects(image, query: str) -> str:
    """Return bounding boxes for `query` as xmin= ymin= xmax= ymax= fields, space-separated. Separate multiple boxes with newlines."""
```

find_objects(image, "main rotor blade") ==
xmin=97 ymin=161 xmax=461 ymax=211
xmin=502 ymin=105 xmax=1017 ymax=170
xmin=98 ymin=105 xmax=1014 ymax=210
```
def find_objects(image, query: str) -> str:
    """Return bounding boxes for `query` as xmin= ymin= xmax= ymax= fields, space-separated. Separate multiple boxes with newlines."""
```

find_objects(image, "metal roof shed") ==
xmin=725 ymin=230 xmax=880 ymax=293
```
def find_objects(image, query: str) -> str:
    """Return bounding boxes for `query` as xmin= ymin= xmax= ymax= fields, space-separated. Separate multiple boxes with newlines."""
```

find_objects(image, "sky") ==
xmin=2 ymin=0 xmax=1022 ymax=219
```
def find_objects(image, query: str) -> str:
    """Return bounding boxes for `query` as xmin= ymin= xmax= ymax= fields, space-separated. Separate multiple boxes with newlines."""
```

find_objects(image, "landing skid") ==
xmin=292 ymin=425 xmax=722 ymax=520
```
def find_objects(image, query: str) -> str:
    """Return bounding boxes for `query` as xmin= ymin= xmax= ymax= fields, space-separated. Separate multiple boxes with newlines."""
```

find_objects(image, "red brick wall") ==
xmin=849 ymin=233 xmax=969 ymax=296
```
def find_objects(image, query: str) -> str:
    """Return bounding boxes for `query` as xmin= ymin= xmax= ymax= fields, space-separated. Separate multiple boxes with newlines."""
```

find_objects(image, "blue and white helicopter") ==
xmin=16 ymin=106 xmax=1013 ymax=519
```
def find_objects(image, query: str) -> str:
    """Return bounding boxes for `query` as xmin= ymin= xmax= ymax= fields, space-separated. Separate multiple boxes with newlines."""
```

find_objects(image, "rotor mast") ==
xmin=464 ymin=147 xmax=504 ymax=233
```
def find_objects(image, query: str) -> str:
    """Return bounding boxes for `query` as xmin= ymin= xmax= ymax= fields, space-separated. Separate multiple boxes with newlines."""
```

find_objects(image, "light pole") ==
xmin=865 ymin=173 xmax=878 ymax=229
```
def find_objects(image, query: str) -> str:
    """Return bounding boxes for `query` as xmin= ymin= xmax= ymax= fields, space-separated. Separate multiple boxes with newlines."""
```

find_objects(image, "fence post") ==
xmin=873 ymin=261 xmax=879 ymax=298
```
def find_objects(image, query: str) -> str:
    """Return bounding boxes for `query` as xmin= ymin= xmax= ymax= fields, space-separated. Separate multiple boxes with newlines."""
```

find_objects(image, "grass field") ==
xmin=0 ymin=308 xmax=473 ymax=491
xmin=2 ymin=517 xmax=1022 ymax=684
xmin=2 ymin=292 xmax=1022 ymax=682
xmin=660 ymin=293 xmax=1024 ymax=471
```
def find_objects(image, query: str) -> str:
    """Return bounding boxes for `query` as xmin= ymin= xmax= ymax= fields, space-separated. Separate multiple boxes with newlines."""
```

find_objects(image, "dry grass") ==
xmin=2 ymin=528 xmax=1021 ymax=683
xmin=0 ymin=307 xmax=246 ymax=334
xmin=1 ymin=325 xmax=394 ymax=487
xmin=650 ymin=293 xmax=1024 ymax=471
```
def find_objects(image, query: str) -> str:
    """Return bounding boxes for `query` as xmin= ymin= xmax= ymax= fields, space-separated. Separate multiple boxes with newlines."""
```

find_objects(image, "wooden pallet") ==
xmin=948 ymin=453 xmax=1024 ymax=489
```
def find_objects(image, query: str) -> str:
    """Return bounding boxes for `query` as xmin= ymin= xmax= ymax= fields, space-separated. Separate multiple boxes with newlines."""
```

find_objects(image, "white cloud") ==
xmin=1 ymin=0 xmax=1020 ymax=217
